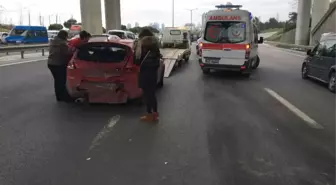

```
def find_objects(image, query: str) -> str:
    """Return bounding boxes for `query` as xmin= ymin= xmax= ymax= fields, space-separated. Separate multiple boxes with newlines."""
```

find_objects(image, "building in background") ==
xmin=127 ymin=23 xmax=132 ymax=29
xmin=161 ymin=23 xmax=165 ymax=31
xmin=135 ymin=22 xmax=139 ymax=27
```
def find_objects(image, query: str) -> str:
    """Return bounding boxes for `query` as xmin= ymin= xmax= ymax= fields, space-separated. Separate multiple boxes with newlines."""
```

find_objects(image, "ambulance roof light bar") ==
xmin=215 ymin=4 xmax=242 ymax=10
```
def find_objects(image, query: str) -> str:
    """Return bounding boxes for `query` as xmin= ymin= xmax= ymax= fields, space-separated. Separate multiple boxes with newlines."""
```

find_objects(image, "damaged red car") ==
xmin=66 ymin=36 xmax=165 ymax=104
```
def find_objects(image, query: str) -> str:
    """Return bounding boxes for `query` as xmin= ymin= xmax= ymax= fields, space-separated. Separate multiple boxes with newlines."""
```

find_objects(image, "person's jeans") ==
xmin=143 ymin=87 xmax=157 ymax=113
xmin=48 ymin=64 xmax=71 ymax=101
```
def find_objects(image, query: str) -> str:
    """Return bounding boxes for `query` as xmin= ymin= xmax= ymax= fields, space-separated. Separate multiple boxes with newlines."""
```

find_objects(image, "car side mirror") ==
xmin=258 ymin=37 xmax=264 ymax=44
xmin=306 ymin=49 xmax=312 ymax=56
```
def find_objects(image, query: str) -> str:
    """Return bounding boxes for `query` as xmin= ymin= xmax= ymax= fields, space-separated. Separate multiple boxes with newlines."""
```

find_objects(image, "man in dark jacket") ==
xmin=48 ymin=30 xmax=73 ymax=102
xmin=134 ymin=29 xmax=161 ymax=122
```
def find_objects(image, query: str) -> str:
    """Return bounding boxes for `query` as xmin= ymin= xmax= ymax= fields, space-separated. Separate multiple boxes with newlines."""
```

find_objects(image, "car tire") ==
xmin=202 ymin=68 xmax=210 ymax=74
xmin=242 ymin=73 xmax=251 ymax=78
xmin=252 ymin=56 xmax=260 ymax=69
xmin=328 ymin=71 xmax=335 ymax=93
xmin=184 ymin=55 xmax=189 ymax=62
xmin=301 ymin=64 xmax=308 ymax=79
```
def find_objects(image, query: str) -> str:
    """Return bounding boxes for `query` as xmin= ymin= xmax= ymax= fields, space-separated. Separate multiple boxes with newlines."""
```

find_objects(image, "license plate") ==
xmin=206 ymin=59 xmax=219 ymax=64
xmin=95 ymin=83 xmax=116 ymax=90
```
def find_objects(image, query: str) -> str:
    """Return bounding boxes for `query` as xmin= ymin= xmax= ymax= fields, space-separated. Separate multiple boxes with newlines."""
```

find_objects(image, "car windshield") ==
xmin=77 ymin=43 xmax=128 ymax=63
xmin=108 ymin=31 xmax=125 ymax=39
xmin=204 ymin=21 xmax=246 ymax=43
xmin=9 ymin=29 xmax=28 ymax=36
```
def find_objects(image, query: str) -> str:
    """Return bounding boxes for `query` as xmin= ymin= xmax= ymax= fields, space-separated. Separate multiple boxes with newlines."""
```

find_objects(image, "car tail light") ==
xmin=245 ymin=44 xmax=251 ymax=59
xmin=199 ymin=43 xmax=203 ymax=56
xmin=125 ymin=66 xmax=136 ymax=72
xmin=68 ymin=60 xmax=77 ymax=69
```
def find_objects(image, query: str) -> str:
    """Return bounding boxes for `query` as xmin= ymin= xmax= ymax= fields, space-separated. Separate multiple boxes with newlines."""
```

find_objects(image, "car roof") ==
xmin=320 ymin=32 xmax=336 ymax=42
xmin=86 ymin=36 xmax=134 ymax=48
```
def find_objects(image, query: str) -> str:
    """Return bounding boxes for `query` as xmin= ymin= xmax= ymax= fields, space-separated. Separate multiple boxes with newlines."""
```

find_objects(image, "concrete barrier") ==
xmin=0 ymin=44 xmax=49 ymax=59
xmin=265 ymin=41 xmax=314 ymax=52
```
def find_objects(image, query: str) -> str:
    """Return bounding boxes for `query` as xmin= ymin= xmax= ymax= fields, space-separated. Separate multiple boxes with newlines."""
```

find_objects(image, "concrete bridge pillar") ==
xmin=310 ymin=0 xmax=330 ymax=44
xmin=105 ymin=0 xmax=121 ymax=31
xmin=80 ymin=0 xmax=103 ymax=35
xmin=295 ymin=0 xmax=312 ymax=45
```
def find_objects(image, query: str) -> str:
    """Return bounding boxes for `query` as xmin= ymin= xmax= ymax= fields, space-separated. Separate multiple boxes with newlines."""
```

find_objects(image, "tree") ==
xmin=288 ymin=12 xmax=297 ymax=24
xmin=128 ymin=26 xmax=159 ymax=34
xmin=121 ymin=25 xmax=127 ymax=30
xmin=63 ymin=18 xmax=78 ymax=29
xmin=48 ymin=24 xmax=63 ymax=30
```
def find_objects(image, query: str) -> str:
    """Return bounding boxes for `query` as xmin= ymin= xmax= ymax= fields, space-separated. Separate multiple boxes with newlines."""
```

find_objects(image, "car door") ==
xmin=308 ymin=41 xmax=326 ymax=79
xmin=319 ymin=39 xmax=336 ymax=82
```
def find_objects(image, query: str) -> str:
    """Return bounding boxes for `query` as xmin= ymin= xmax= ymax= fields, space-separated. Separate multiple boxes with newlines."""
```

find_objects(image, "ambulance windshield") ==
xmin=204 ymin=21 xmax=246 ymax=43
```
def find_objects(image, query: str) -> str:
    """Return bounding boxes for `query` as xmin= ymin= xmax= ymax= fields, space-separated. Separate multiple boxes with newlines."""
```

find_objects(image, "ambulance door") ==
xmin=250 ymin=24 xmax=259 ymax=59
xmin=202 ymin=21 xmax=248 ymax=66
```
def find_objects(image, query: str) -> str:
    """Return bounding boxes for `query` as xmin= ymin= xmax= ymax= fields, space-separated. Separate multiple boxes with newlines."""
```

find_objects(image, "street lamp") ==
xmin=172 ymin=0 xmax=175 ymax=27
xmin=186 ymin=8 xmax=197 ymax=32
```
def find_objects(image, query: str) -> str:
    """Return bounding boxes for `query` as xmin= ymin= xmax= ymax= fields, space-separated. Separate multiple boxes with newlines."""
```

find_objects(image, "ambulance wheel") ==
xmin=202 ymin=68 xmax=210 ymax=74
xmin=252 ymin=56 xmax=260 ymax=69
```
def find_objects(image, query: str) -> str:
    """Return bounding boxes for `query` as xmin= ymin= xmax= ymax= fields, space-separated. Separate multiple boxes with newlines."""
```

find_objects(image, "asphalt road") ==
xmin=0 ymin=44 xmax=335 ymax=185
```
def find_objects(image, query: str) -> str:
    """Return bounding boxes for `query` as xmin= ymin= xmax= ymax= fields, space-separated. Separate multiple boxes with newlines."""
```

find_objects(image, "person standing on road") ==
xmin=68 ymin=30 xmax=91 ymax=51
xmin=134 ymin=28 xmax=161 ymax=122
xmin=47 ymin=30 xmax=73 ymax=102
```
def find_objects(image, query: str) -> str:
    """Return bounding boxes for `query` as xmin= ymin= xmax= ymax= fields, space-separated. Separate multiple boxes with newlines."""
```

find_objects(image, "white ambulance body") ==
xmin=198 ymin=4 xmax=264 ymax=76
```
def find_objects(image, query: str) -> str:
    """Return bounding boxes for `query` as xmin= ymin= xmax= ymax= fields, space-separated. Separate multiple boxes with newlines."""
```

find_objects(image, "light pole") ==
xmin=172 ymin=0 xmax=175 ymax=27
xmin=0 ymin=6 xmax=5 ymax=24
xmin=186 ymin=8 xmax=197 ymax=33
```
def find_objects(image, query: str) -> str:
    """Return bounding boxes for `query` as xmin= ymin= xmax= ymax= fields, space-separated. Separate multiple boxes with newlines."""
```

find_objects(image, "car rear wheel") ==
xmin=328 ymin=71 xmax=335 ymax=93
xmin=302 ymin=64 xmax=308 ymax=79
xmin=252 ymin=56 xmax=260 ymax=69
xmin=202 ymin=68 xmax=210 ymax=74
xmin=242 ymin=73 xmax=251 ymax=78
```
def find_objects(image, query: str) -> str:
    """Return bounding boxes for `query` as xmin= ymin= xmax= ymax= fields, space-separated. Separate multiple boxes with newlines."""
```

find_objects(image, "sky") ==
xmin=0 ymin=0 xmax=297 ymax=27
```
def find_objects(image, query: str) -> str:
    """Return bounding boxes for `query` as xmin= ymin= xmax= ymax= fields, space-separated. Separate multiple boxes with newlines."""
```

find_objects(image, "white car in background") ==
xmin=0 ymin=32 xmax=8 ymax=44
xmin=107 ymin=30 xmax=136 ymax=40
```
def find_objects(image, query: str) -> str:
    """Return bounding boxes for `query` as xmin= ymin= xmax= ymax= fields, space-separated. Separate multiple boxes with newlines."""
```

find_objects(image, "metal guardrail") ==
xmin=265 ymin=41 xmax=314 ymax=52
xmin=0 ymin=44 xmax=49 ymax=59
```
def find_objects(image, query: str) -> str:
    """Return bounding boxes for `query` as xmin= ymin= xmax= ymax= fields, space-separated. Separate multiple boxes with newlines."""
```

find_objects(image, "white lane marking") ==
xmin=89 ymin=115 xmax=121 ymax=151
xmin=264 ymin=88 xmax=323 ymax=129
xmin=0 ymin=58 xmax=46 ymax=67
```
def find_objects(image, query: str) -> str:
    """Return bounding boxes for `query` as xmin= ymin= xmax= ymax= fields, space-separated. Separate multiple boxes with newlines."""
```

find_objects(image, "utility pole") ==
xmin=19 ymin=8 xmax=23 ymax=25
xmin=28 ymin=10 xmax=31 ymax=26
xmin=172 ymin=0 xmax=174 ymax=27
xmin=49 ymin=15 xmax=51 ymax=25
xmin=56 ymin=14 xmax=58 ymax=24
xmin=186 ymin=8 xmax=197 ymax=33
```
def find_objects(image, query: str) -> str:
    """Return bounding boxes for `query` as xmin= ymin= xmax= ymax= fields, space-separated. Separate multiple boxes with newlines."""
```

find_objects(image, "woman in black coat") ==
xmin=134 ymin=29 xmax=161 ymax=122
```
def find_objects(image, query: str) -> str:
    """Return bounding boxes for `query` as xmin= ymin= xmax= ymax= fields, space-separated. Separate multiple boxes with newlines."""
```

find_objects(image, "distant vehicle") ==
xmin=197 ymin=3 xmax=263 ymax=77
xmin=5 ymin=26 xmax=48 ymax=44
xmin=66 ymin=38 xmax=165 ymax=104
xmin=48 ymin=30 xmax=59 ymax=41
xmin=107 ymin=30 xmax=136 ymax=40
xmin=161 ymin=27 xmax=190 ymax=49
xmin=302 ymin=32 xmax=336 ymax=93
xmin=0 ymin=32 xmax=8 ymax=44
xmin=69 ymin=25 xmax=82 ymax=38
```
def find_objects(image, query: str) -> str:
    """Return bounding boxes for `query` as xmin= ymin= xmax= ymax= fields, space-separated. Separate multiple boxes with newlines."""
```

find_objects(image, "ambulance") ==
xmin=198 ymin=3 xmax=264 ymax=77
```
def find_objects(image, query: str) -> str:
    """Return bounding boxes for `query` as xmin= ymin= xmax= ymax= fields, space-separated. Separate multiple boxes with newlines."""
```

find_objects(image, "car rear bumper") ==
xmin=199 ymin=58 xmax=252 ymax=73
